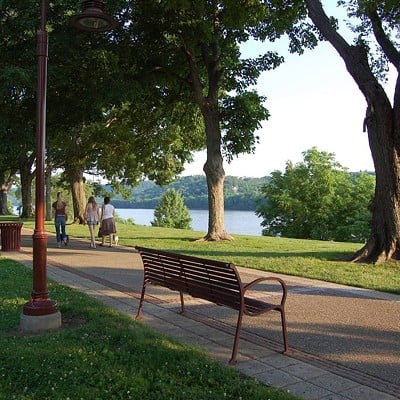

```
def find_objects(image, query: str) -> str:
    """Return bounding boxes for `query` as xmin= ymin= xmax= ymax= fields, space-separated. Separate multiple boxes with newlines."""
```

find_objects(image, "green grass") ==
xmin=0 ymin=215 xmax=20 ymax=222
xmin=0 ymin=259 xmax=298 ymax=400
xmin=19 ymin=217 xmax=400 ymax=294
xmin=2 ymin=215 xmax=399 ymax=398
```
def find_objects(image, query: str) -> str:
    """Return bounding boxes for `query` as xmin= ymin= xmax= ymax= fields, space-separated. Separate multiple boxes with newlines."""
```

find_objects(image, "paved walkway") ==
xmin=4 ymin=228 xmax=400 ymax=400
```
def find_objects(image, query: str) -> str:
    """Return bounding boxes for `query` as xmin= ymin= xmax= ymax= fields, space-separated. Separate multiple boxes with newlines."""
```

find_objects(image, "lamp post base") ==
xmin=20 ymin=311 xmax=61 ymax=333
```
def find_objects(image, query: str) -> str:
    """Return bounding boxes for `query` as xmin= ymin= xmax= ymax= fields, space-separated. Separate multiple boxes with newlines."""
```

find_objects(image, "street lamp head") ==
xmin=71 ymin=0 xmax=118 ymax=32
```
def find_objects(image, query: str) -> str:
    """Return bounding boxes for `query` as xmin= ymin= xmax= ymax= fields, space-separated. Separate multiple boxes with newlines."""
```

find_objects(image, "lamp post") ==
xmin=20 ymin=0 xmax=116 ymax=332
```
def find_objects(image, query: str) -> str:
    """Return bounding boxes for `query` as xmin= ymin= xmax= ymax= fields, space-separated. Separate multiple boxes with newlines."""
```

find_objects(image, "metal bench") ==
xmin=135 ymin=246 xmax=290 ymax=365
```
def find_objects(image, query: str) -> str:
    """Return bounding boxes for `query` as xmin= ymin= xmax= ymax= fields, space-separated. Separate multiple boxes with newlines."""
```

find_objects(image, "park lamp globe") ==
xmin=71 ymin=0 xmax=118 ymax=32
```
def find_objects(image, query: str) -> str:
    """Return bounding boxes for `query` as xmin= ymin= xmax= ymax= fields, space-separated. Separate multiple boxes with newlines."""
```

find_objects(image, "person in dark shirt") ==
xmin=52 ymin=192 xmax=68 ymax=248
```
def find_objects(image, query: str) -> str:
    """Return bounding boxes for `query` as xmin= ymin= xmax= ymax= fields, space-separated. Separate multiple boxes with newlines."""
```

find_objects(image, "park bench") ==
xmin=135 ymin=246 xmax=290 ymax=365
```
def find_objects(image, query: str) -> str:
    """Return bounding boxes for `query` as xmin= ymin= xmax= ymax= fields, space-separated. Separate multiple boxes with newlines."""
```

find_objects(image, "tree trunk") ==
xmin=20 ymin=175 xmax=34 ymax=219
xmin=184 ymin=40 xmax=233 ymax=241
xmin=306 ymin=0 xmax=400 ymax=263
xmin=45 ymin=164 xmax=52 ymax=221
xmin=351 ymin=103 xmax=400 ymax=263
xmin=0 ymin=183 xmax=11 ymax=215
xmin=202 ymin=106 xmax=233 ymax=241
xmin=67 ymin=167 xmax=86 ymax=224
xmin=19 ymin=157 xmax=35 ymax=218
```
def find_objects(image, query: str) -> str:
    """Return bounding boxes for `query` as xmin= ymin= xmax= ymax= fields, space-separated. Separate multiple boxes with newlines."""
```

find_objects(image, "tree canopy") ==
xmin=110 ymin=0 xmax=315 ymax=240
xmin=256 ymin=147 xmax=375 ymax=242
xmin=0 ymin=1 xmax=206 ymax=218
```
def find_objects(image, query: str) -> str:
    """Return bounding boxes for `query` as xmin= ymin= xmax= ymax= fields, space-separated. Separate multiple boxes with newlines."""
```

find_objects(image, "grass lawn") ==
xmin=21 ymin=216 xmax=400 ymax=295
xmin=2 ymin=215 xmax=399 ymax=294
xmin=0 ymin=259 xmax=298 ymax=400
xmin=1 ymin=215 xmax=399 ymax=398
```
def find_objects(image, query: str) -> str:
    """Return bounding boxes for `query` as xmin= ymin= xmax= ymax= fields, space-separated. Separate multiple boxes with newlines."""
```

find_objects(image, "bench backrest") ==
xmin=136 ymin=246 xmax=243 ymax=309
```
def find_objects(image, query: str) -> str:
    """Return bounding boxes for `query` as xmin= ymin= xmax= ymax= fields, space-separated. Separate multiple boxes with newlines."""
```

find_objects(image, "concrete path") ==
xmin=4 ymin=228 xmax=400 ymax=400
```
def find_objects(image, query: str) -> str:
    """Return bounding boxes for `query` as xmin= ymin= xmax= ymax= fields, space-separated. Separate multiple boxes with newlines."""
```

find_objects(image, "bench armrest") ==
xmin=242 ymin=276 xmax=288 ymax=306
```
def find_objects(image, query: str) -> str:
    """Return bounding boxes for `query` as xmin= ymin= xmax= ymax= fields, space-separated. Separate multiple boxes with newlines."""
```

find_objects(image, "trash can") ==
xmin=0 ymin=222 xmax=23 ymax=251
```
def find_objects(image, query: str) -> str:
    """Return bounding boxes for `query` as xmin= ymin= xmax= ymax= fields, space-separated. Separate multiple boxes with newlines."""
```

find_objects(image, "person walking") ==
xmin=99 ymin=196 xmax=117 ymax=247
xmin=52 ymin=192 xmax=68 ymax=248
xmin=85 ymin=196 xmax=100 ymax=248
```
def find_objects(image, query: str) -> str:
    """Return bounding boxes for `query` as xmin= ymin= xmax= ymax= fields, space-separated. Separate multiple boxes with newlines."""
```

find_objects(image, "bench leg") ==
xmin=229 ymin=311 xmax=244 ymax=365
xmin=135 ymin=283 xmax=147 ymax=320
xmin=280 ymin=308 xmax=290 ymax=354
xmin=179 ymin=291 xmax=185 ymax=314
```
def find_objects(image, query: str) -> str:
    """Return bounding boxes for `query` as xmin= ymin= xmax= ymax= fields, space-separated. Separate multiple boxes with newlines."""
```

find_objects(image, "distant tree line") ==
xmin=111 ymin=175 xmax=267 ymax=211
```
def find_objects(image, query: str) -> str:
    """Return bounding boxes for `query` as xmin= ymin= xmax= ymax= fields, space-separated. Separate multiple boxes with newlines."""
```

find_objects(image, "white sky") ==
xmin=182 ymin=6 xmax=396 ymax=178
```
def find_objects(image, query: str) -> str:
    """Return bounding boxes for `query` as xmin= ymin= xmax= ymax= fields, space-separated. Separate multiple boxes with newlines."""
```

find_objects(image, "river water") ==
xmin=116 ymin=208 xmax=263 ymax=236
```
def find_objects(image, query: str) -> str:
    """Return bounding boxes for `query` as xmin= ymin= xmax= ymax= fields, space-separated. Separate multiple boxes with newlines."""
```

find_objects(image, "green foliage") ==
xmin=0 ymin=259 xmax=297 ymax=400
xmin=1 ymin=0 xmax=204 ymax=195
xmin=256 ymin=148 xmax=375 ymax=242
xmin=152 ymin=189 xmax=192 ymax=229
xmin=119 ymin=0 xmax=317 ymax=165
xmin=220 ymin=91 xmax=270 ymax=161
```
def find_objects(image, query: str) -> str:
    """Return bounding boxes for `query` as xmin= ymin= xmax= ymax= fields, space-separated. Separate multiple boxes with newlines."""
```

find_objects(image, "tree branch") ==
xmin=366 ymin=7 xmax=400 ymax=72
xmin=305 ymin=0 xmax=351 ymax=58
xmin=305 ymin=0 xmax=388 ymax=104
xmin=182 ymin=46 xmax=205 ymax=107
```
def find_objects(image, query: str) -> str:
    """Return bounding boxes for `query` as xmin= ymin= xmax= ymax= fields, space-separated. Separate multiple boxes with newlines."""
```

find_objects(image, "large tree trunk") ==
xmin=202 ymin=105 xmax=233 ymax=241
xmin=67 ymin=166 xmax=86 ymax=224
xmin=352 ymin=102 xmax=400 ymax=262
xmin=45 ymin=164 xmax=52 ymax=221
xmin=0 ymin=183 xmax=11 ymax=215
xmin=19 ymin=155 xmax=35 ymax=218
xmin=20 ymin=174 xmax=34 ymax=218
xmin=0 ymin=171 xmax=14 ymax=215
xmin=184 ymin=39 xmax=233 ymax=241
xmin=306 ymin=0 xmax=400 ymax=263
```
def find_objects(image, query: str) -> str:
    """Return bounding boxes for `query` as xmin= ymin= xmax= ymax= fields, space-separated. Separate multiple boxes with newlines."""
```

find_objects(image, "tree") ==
xmin=151 ymin=189 xmax=192 ymax=229
xmin=0 ymin=1 xmax=37 ymax=216
xmin=0 ymin=172 xmax=14 ymax=215
xmin=332 ymin=171 xmax=375 ymax=242
xmin=1 ymin=1 xmax=201 ymax=222
xmin=256 ymin=147 xmax=374 ymax=242
xmin=44 ymin=1 xmax=206 ymax=222
xmin=303 ymin=0 xmax=400 ymax=262
xmin=119 ymin=1 xmax=311 ymax=240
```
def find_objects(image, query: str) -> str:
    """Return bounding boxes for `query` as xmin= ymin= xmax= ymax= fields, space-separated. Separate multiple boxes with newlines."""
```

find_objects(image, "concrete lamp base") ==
xmin=20 ymin=311 xmax=62 ymax=333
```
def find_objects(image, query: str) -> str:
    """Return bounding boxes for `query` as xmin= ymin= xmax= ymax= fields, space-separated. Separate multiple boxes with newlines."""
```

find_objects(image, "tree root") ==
xmin=349 ymin=237 xmax=399 ymax=264
xmin=195 ymin=232 xmax=235 ymax=242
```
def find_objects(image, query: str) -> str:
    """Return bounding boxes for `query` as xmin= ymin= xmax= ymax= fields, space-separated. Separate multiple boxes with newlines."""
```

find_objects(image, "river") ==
xmin=116 ymin=208 xmax=263 ymax=236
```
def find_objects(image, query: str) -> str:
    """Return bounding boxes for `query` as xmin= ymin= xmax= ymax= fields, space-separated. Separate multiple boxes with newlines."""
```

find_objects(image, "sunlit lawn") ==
xmin=1 ymin=214 xmax=398 ymax=398
xmin=0 ymin=259 xmax=298 ymax=400
xmin=16 ymin=216 xmax=400 ymax=295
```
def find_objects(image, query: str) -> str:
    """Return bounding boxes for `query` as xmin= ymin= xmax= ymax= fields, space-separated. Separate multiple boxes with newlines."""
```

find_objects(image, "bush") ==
xmin=151 ymin=189 xmax=192 ymax=229
xmin=256 ymin=147 xmax=374 ymax=241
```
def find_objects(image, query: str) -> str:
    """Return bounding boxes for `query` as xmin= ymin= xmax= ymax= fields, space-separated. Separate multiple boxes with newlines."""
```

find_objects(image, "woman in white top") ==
xmin=99 ymin=196 xmax=117 ymax=247
xmin=85 ymin=196 xmax=100 ymax=248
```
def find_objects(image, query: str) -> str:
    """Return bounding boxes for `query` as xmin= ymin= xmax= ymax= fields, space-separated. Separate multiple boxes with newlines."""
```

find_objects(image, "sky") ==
xmin=182 ymin=7 xmax=396 ymax=178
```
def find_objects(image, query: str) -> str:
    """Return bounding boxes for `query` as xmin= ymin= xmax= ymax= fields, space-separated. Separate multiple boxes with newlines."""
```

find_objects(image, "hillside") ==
xmin=112 ymin=175 xmax=268 ymax=211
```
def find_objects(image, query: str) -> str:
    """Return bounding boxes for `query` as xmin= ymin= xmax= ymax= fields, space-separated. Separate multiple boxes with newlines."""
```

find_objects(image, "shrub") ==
xmin=151 ymin=189 xmax=192 ymax=229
